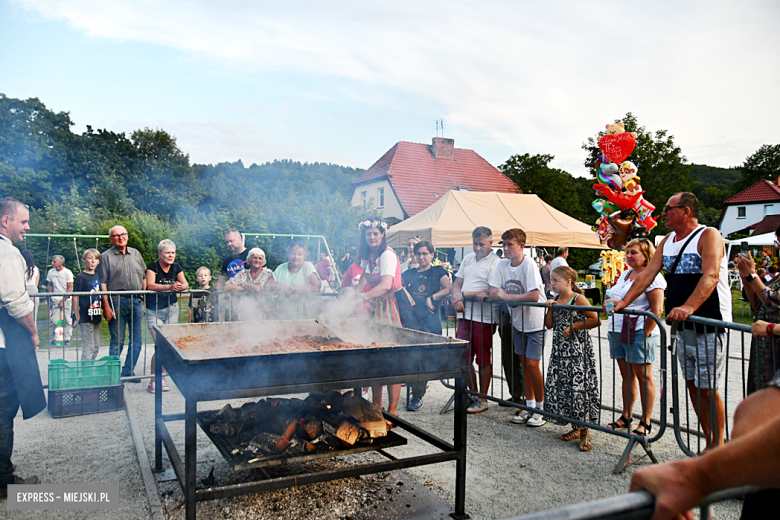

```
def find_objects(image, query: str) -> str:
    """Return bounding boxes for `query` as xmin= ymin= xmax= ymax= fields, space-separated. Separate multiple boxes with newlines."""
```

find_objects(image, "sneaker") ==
xmin=0 ymin=475 xmax=40 ymax=498
xmin=147 ymin=380 xmax=155 ymax=393
xmin=407 ymin=396 xmax=423 ymax=411
xmin=467 ymin=399 xmax=489 ymax=414
xmin=161 ymin=377 xmax=170 ymax=392
xmin=63 ymin=340 xmax=71 ymax=347
xmin=511 ymin=410 xmax=532 ymax=424
xmin=526 ymin=412 xmax=547 ymax=427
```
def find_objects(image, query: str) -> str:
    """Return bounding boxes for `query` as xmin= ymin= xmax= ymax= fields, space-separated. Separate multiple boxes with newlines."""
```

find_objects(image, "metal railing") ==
xmin=504 ymin=485 xmax=759 ymax=520
xmin=438 ymin=297 xmax=667 ymax=473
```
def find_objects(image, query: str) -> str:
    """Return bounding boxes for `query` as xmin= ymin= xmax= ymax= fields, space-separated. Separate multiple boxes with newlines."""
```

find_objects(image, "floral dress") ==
xmin=748 ymin=279 xmax=780 ymax=394
xmin=544 ymin=296 xmax=600 ymax=426
xmin=227 ymin=267 xmax=274 ymax=288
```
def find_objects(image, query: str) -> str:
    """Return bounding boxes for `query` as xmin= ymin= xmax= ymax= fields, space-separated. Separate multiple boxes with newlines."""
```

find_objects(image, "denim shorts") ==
xmin=145 ymin=303 xmax=180 ymax=329
xmin=512 ymin=328 xmax=545 ymax=361
xmin=608 ymin=330 xmax=658 ymax=364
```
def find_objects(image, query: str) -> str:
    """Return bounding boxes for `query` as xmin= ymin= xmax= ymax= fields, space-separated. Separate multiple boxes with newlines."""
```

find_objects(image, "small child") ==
xmin=189 ymin=267 xmax=219 ymax=323
xmin=72 ymin=249 xmax=103 ymax=361
xmin=543 ymin=266 xmax=600 ymax=451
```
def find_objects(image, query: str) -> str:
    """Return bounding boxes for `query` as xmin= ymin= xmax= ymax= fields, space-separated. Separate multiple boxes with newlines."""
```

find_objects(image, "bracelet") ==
xmin=768 ymin=323 xmax=775 ymax=339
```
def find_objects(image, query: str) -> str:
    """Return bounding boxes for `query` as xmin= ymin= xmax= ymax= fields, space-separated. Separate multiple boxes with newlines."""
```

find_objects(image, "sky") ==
xmin=2 ymin=0 xmax=779 ymax=176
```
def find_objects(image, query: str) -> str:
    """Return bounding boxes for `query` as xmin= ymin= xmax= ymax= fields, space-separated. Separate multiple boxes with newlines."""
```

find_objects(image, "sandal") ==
xmin=561 ymin=429 xmax=580 ymax=441
xmin=607 ymin=415 xmax=632 ymax=430
xmin=578 ymin=430 xmax=592 ymax=452
xmin=632 ymin=420 xmax=652 ymax=437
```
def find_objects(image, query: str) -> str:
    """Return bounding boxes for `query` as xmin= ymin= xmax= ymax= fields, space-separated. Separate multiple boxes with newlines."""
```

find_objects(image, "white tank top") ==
xmin=662 ymin=225 xmax=732 ymax=323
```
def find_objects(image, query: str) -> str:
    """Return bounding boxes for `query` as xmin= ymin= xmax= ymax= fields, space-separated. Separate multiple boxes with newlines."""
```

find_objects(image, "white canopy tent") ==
xmin=385 ymin=190 xmax=604 ymax=249
xmin=725 ymin=231 xmax=777 ymax=259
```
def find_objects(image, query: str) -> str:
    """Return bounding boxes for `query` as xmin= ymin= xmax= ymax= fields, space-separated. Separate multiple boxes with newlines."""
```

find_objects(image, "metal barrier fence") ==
xmin=505 ymin=485 xmax=759 ymax=520
xmin=30 ymin=289 xmax=340 ymax=381
xmin=439 ymin=297 xmax=667 ymax=473
xmin=669 ymin=314 xmax=779 ymax=457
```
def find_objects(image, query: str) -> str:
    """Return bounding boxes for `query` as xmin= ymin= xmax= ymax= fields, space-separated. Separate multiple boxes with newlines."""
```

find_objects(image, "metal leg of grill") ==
xmin=452 ymin=374 xmax=469 ymax=520
xmin=155 ymin=357 xmax=163 ymax=472
xmin=185 ymin=397 xmax=197 ymax=520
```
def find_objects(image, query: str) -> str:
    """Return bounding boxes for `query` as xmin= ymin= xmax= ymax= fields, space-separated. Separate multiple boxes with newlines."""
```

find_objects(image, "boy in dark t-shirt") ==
xmin=189 ymin=267 xmax=219 ymax=323
xmin=73 ymin=248 xmax=103 ymax=361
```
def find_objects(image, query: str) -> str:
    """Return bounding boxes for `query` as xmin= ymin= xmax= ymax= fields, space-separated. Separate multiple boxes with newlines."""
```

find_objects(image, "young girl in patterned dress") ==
xmin=543 ymin=266 xmax=601 ymax=451
xmin=355 ymin=220 xmax=403 ymax=423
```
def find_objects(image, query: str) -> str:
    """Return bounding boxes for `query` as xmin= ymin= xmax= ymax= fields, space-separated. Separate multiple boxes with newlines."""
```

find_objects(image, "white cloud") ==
xmin=14 ymin=0 xmax=780 ymax=174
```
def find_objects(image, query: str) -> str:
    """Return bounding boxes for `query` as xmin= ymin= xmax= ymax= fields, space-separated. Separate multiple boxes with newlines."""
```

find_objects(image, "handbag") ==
xmin=620 ymin=316 xmax=639 ymax=344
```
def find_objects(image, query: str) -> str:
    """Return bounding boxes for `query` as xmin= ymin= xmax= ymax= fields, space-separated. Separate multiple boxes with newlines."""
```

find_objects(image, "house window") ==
xmin=737 ymin=206 xmax=746 ymax=218
xmin=765 ymin=204 xmax=774 ymax=216
xmin=457 ymin=186 xmax=468 ymax=191
xmin=377 ymin=187 xmax=385 ymax=208
xmin=361 ymin=191 xmax=367 ymax=206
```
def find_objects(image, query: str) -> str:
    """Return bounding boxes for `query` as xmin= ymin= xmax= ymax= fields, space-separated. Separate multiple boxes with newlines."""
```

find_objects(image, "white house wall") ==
xmin=350 ymin=179 xmax=404 ymax=220
xmin=720 ymin=202 xmax=780 ymax=237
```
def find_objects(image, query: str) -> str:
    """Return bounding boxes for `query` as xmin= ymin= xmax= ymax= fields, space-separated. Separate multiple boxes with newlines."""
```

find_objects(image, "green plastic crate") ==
xmin=48 ymin=356 xmax=121 ymax=391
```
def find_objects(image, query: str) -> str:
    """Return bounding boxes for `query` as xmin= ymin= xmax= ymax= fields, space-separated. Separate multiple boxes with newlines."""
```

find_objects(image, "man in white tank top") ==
xmin=612 ymin=192 xmax=728 ymax=449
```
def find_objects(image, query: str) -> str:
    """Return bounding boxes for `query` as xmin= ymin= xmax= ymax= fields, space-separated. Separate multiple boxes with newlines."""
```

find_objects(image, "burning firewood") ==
xmin=296 ymin=416 xmax=323 ymax=441
xmin=332 ymin=391 xmax=387 ymax=438
xmin=335 ymin=422 xmax=360 ymax=446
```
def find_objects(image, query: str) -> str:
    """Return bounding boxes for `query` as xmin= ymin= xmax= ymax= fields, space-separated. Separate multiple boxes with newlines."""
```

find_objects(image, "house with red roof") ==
xmin=718 ymin=178 xmax=780 ymax=237
xmin=350 ymin=137 xmax=520 ymax=223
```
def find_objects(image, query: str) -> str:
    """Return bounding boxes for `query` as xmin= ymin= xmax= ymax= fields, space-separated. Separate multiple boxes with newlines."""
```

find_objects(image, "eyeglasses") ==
xmin=109 ymin=233 xmax=128 ymax=238
xmin=663 ymin=205 xmax=686 ymax=213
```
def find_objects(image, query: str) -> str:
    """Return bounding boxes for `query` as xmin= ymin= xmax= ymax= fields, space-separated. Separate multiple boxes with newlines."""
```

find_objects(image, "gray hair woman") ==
xmin=226 ymin=248 xmax=276 ymax=292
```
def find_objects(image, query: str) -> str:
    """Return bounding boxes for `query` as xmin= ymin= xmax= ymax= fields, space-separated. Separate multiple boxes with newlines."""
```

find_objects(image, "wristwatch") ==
xmin=746 ymin=273 xmax=758 ymax=283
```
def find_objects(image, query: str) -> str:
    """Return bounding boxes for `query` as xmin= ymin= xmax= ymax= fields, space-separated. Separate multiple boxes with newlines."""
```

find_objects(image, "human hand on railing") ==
xmin=736 ymin=252 xmax=756 ymax=279
xmin=630 ymin=459 xmax=697 ymax=520
xmin=666 ymin=305 xmax=694 ymax=322
xmin=608 ymin=299 xmax=627 ymax=315
xmin=752 ymin=320 xmax=776 ymax=337
xmin=474 ymin=290 xmax=489 ymax=302
xmin=544 ymin=298 xmax=556 ymax=309
xmin=172 ymin=281 xmax=186 ymax=292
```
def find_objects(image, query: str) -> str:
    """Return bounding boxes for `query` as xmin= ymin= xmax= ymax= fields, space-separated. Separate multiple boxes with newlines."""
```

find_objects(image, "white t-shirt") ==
xmin=489 ymin=257 xmax=546 ymax=332
xmin=361 ymin=249 xmax=398 ymax=278
xmin=455 ymin=252 xmax=500 ymax=323
xmin=47 ymin=267 xmax=74 ymax=303
xmin=550 ymin=256 xmax=568 ymax=271
xmin=608 ymin=270 xmax=666 ymax=334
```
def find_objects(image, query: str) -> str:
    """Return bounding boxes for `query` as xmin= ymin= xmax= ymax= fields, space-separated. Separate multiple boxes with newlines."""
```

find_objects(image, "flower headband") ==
xmin=358 ymin=220 xmax=387 ymax=231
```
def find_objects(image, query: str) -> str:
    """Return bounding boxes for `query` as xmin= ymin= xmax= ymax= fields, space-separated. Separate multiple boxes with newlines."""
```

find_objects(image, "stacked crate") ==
xmin=47 ymin=356 xmax=124 ymax=418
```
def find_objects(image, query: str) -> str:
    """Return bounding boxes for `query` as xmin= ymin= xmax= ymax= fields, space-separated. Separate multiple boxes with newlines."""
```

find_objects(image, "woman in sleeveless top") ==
xmin=21 ymin=250 xmax=40 ymax=326
xmin=355 ymin=221 xmax=403 ymax=423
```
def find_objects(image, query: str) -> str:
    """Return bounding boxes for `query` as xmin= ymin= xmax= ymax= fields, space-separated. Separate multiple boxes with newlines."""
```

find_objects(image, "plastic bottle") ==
xmin=604 ymin=288 xmax=614 ymax=316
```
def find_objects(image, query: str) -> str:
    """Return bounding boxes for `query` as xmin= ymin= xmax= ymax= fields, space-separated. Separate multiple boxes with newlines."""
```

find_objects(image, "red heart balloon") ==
xmin=599 ymin=133 xmax=636 ymax=164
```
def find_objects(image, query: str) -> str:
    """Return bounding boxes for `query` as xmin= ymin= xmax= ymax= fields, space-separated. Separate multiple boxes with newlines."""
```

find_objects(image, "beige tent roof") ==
xmin=386 ymin=190 xmax=605 ymax=249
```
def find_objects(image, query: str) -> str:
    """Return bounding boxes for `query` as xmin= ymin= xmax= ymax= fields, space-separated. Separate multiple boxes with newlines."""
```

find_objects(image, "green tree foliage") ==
xmin=499 ymin=153 xmax=588 ymax=221
xmin=582 ymin=112 xmax=696 ymax=236
xmin=0 ymin=94 xmax=373 ymax=281
xmin=738 ymin=144 xmax=780 ymax=190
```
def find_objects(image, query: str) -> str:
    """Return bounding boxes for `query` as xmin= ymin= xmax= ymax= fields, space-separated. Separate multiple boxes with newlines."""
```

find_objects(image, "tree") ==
xmin=738 ymin=144 xmax=780 ymax=190
xmin=499 ymin=153 xmax=589 ymax=221
xmin=582 ymin=113 xmax=695 ymax=236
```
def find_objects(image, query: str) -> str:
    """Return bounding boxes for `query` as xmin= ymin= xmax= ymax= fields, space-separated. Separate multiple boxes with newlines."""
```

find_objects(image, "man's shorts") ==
xmin=675 ymin=329 xmax=725 ymax=390
xmin=145 ymin=303 xmax=180 ymax=330
xmin=512 ymin=328 xmax=545 ymax=361
xmin=608 ymin=330 xmax=658 ymax=364
xmin=457 ymin=320 xmax=496 ymax=367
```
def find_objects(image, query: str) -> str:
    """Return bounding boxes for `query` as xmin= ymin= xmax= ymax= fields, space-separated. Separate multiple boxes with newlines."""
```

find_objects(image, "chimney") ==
xmin=431 ymin=137 xmax=454 ymax=159
xmin=776 ymin=176 xmax=780 ymax=186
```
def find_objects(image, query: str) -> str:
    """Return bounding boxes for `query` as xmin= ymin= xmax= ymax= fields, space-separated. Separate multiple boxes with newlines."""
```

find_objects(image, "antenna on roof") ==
xmin=435 ymin=120 xmax=439 ymax=137
xmin=441 ymin=119 xmax=444 ymax=137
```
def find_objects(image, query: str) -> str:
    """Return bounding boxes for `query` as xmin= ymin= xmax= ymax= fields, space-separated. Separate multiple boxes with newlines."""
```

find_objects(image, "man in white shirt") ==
xmin=451 ymin=227 xmax=500 ymax=414
xmin=490 ymin=228 xmax=548 ymax=427
xmin=0 ymin=197 xmax=42 ymax=494
xmin=550 ymin=247 xmax=569 ymax=271
xmin=46 ymin=254 xmax=74 ymax=346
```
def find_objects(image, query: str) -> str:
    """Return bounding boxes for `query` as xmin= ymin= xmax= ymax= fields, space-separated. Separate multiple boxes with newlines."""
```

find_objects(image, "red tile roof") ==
xmin=352 ymin=140 xmax=519 ymax=218
xmin=724 ymin=179 xmax=780 ymax=205
xmin=751 ymin=215 xmax=780 ymax=236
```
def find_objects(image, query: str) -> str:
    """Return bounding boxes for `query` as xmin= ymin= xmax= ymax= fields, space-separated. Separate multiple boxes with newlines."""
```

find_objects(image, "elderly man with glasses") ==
xmin=98 ymin=226 xmax=147 ymax=381
xmin=613 ymin=192 xmax=731 ymax=450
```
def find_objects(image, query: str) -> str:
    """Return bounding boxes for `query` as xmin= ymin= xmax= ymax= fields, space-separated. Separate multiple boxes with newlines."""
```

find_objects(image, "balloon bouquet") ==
xmin=592 ymin=121 xmax=657 ymax=251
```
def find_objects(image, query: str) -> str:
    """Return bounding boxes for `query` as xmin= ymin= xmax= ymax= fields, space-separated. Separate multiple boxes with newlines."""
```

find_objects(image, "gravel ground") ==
xmin=3 ymin=319 xmax=752 ymax=519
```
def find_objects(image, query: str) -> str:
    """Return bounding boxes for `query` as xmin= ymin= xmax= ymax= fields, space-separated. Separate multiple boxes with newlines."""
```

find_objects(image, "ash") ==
xmin=161 ymin=453 xmax=412 ymax=520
